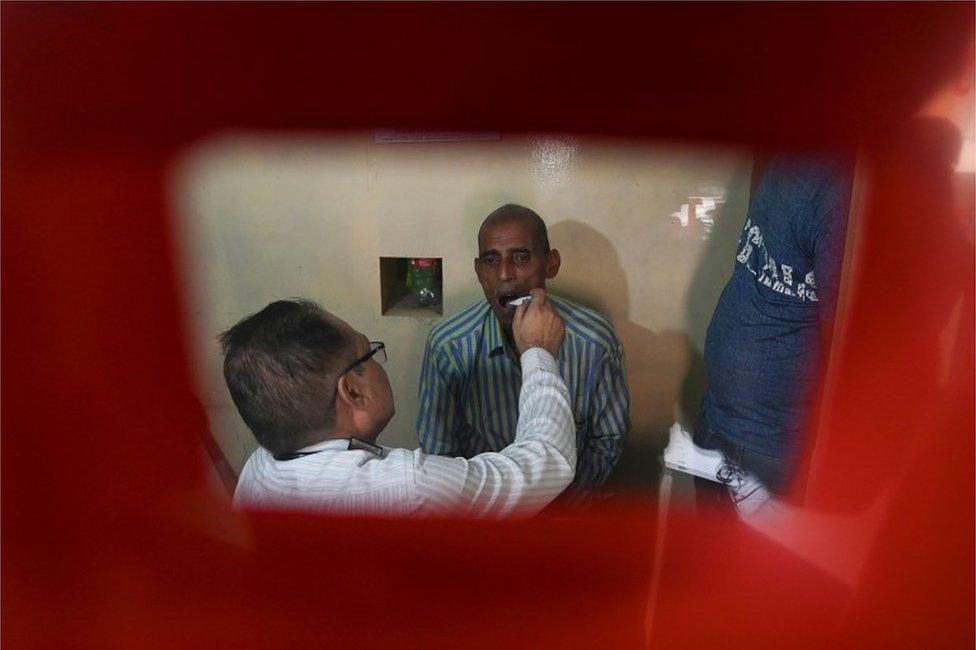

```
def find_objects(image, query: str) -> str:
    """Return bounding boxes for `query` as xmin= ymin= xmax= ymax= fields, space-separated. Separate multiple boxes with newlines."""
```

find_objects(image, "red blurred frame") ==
xmin=3 ymin=4 xmax=973 ymax=648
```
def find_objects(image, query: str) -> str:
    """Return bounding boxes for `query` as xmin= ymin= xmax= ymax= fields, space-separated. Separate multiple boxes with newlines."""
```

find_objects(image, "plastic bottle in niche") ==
xmin=406 ymin=258 xmax=441 ymax=307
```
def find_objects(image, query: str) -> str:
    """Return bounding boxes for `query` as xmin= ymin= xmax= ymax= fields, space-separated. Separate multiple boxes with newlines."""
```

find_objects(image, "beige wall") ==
xmin=173 ymin=132 xmax=752 ymax=486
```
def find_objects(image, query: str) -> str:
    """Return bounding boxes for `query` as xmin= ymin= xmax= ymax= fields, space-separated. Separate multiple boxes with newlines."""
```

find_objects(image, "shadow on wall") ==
xmin=547 ymin=173 xmax=751 ymax=490
xmin=679 ymin=159 xmax=755 ymax=434
xmin=548 ymin=220 xmax=692 ymax=490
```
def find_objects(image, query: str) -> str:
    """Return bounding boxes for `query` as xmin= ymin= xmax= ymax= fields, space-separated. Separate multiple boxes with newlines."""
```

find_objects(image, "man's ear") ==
xmin=474 ymin=256 xmax=493 ymax=287
xmin=336 ymin=373 xmax=369 ymax=410
xmin=545 ymin=249 xmax=561 ymax=279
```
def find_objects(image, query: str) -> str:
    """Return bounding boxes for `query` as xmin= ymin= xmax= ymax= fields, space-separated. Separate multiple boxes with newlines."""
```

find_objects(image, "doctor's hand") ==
xmin=513 ymin=288 xmax=565 ymax=358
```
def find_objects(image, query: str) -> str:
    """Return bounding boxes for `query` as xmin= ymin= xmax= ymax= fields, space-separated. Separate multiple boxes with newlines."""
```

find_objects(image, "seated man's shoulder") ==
xmin=427 ymin=299 xmax=490 ymax=348
xmin=550 ymin=295 xmax=622 ymax=352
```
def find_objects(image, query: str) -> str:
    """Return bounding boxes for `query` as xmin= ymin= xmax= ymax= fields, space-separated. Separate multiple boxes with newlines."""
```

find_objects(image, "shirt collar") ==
xmin=294 ymin=438 xmax=350 ymax=453
xmin=484 ymin=306 xmax=518 ymax=360
xmin=484 ymin=295 xmax=570 ymax=360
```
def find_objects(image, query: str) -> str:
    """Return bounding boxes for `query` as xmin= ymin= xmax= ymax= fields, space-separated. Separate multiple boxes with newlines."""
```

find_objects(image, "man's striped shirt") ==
xmin=417 ymin=295 xmax=629 ymax=489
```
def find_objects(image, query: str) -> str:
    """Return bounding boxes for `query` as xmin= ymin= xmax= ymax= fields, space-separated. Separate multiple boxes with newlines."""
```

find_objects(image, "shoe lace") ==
xmin=716 ymin=460 xmax=740 ymax=486
xmin=716 ymin=457 xmax=766 ymax=504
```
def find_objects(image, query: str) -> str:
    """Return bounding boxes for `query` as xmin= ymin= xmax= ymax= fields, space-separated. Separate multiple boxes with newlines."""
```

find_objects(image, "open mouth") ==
xmin=498 ymin=292 xmax=529 ymax=310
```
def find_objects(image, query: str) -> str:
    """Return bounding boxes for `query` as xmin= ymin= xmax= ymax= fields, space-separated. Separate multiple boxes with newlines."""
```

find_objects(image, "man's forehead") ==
xmin=478 ymin=218 xmax=538 ymax=250
xmin=480 ymin=241 xmax=533 ymax=253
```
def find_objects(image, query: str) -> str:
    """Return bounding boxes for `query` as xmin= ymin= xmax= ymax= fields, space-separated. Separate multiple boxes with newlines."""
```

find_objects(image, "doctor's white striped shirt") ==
xmin=233 ymin=348 xmax=575 ymax=518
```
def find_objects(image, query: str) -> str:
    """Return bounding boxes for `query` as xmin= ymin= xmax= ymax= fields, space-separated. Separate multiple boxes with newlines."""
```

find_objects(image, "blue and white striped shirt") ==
xmin=417 ymin=295 xmax=629 ymax=489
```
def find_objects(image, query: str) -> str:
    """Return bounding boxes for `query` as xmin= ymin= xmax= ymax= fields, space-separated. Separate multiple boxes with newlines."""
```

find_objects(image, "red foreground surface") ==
xmin=3 ymin=4 xmax=973 ymax=648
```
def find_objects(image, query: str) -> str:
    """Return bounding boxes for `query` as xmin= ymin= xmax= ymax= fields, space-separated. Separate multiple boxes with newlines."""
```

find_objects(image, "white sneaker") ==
xmin=662 ymin=422 xmax=775 ymax=518
xmin=662 ymin=423 xmax=725 ymax=480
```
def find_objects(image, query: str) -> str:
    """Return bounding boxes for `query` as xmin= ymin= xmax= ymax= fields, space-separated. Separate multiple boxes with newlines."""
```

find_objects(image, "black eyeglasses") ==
xmin=340 ymin=341 xmax=386 ymax=376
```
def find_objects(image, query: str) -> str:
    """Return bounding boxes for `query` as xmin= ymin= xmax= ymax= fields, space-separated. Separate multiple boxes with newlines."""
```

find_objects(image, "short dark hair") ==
xmin=219 ymin=299 xmax=353 ymax=457
xmin=478 ymin=204 xmax=550 ymax=253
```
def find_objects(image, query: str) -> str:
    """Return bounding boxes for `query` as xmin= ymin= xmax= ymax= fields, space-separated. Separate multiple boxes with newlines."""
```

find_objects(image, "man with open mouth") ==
xmin=416 ymin=203 xmax=630 ymax=502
